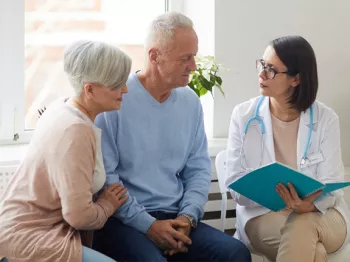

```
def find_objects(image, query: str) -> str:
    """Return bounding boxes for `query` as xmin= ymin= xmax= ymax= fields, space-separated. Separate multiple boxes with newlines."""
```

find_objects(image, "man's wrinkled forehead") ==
xmin=164 ymin=28 xmax=198 ymax=54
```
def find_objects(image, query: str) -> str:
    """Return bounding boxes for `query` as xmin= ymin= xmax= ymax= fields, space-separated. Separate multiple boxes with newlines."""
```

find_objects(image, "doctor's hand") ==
xmin=276 ymin=182 xmax=323 ymax=214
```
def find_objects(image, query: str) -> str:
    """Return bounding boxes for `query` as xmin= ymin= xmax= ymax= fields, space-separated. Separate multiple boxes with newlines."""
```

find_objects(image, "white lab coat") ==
xmin=225 ymin=96 xmax=349 ymax=251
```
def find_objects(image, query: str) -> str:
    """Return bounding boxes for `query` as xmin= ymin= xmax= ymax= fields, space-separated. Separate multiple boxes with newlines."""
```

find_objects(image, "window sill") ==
xmin=0 ymin=138 xmax=228 ymax=165
xmin=0 ymin=144 xmax=28 ymax=165
xmin=1 ymin=140 xmax=349 ymax=177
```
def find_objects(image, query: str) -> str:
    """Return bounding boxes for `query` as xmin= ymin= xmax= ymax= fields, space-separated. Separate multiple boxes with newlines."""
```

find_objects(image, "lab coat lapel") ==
xmin=297 ymin=105 xmax=318 ymax=171
xmin=258 ymin=96 xmax=275 ymax=163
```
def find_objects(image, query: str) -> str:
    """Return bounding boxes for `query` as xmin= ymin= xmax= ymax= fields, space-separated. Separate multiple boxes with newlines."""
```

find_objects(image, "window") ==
xmin=24 ymin=0 xmax=169 ymax=130
xmin=0 ymin=0 xmax=172 ymax=143
xmin=0 ymin=0 xmax=217 ymax=144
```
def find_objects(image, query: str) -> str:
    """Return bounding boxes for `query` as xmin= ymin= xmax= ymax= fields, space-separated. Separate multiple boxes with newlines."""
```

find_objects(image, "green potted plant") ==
xmin=188 ymin=55 xmax=225 ymax=98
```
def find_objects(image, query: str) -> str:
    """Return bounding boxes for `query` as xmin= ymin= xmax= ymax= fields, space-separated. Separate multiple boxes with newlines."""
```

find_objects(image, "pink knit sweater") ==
xmin=0 ymin=99 xmax=115 ymax=261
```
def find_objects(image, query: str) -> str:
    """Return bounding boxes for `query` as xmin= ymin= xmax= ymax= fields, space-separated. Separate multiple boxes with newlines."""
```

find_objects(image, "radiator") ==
xmin=0 ymin=165 xmax=17 ymax=196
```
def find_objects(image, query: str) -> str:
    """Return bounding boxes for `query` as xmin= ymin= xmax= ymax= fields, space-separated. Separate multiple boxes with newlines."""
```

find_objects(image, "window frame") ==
xmin=0 ymin=1 xmax=25 ymax=144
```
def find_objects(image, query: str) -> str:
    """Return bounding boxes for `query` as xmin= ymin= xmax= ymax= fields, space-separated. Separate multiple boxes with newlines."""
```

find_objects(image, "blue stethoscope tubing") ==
xmin=239 ymin=96 xmax=313 ymax=170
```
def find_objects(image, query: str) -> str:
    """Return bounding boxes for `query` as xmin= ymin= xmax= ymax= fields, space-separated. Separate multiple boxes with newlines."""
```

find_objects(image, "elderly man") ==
xmin=93 ymin=12 xmax=251 ymax=262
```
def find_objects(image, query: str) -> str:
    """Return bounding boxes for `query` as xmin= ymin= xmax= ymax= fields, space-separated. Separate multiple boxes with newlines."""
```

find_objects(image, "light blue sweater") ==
xmin=95 ymin=72 xmax=211 ymax=233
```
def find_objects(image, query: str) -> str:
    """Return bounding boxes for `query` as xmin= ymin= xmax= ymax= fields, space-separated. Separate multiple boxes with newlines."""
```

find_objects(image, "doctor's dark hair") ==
xmin=270 ymin=35 xmax=318 ymax=112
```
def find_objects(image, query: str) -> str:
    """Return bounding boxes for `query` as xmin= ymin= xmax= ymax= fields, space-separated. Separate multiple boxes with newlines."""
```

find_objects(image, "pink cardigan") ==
xmin=0 ymin=100 xmax=115 ymax=261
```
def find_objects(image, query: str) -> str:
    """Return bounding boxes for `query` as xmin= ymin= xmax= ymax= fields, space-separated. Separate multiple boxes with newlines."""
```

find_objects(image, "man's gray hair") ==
xmin=145 ymin=11 xmax=193 ymax=49
xmin=64 ymin=40 xmax=132 ymax=96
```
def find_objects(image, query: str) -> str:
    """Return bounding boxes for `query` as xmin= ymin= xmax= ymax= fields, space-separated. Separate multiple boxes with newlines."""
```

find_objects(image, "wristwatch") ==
xmin=178 ymin=214 xmax=197 ymax=228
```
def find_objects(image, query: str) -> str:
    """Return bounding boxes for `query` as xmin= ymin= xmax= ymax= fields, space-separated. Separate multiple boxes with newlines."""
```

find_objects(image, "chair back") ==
xmin=215 ymin=150 xmax=229 ymax=194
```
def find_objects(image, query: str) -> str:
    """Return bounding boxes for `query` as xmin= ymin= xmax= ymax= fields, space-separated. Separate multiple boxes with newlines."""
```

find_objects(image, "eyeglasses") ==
xmin=256 ymin=59 xmax=292 ymax=80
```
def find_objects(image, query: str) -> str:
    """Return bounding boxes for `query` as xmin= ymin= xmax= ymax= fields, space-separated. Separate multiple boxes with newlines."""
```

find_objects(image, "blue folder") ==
xmin=228 ymin=162 xmax=350 ymax=212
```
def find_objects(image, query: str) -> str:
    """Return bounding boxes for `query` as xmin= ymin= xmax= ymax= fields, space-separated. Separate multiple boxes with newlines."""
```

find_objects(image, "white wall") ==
xmin=214 ymin=0 xmax=350 ymax=166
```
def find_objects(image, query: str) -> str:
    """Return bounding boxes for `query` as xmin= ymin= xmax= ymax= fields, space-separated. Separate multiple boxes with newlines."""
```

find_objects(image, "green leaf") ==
xmin=198 ymin=75 xmax=211 ymax=91
xmin=199 ymin=87 xmax=208 ymax=96
xmin=210 ymin=74 xmax=216 ymax=87
xmin=188 ymin=81 xmax=195 ymax=88
xmin=216 ymin=76 xmax=222 ymax=85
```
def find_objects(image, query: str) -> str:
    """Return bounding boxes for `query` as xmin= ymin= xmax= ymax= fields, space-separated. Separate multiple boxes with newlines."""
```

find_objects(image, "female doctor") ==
xmin=225 ymin=35 xmax=349 ymax=262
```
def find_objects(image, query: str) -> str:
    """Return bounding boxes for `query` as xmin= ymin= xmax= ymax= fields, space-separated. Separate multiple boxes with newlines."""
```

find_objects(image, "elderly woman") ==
xmin=0 ymin=40 xmax=132 ymax=262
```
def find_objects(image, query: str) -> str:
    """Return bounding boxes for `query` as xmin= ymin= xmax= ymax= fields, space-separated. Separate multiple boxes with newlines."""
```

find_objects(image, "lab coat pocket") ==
xmin=303 ymin=152 xmax=324 ymax=176
xmin=306 ymin=152 xmax=324 ymax=166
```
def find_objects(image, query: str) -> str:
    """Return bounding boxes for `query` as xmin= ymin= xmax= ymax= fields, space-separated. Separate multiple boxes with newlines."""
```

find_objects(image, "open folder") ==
xmin=228 ymin=162 xmax=350 ymax=212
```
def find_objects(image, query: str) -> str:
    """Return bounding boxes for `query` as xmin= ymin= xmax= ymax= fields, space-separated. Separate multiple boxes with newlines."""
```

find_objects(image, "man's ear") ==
xmin=291 ymin=73 xmax=300 ymax=87
xmin=149 ymin=48 xmax=159 ymax=64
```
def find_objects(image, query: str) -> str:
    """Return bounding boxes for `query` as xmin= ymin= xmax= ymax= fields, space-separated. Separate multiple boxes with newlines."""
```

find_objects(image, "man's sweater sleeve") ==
xmin=95 ymin=111 xmax=156 ymax=233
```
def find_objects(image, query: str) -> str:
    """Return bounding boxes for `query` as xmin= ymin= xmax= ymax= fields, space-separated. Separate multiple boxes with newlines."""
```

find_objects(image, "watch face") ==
xmin=189 ymin=217 xmax=197 ymax=228
xmin=192 ymin=219 xmax=197 ymax=228
xmin=180 ymin=214 xmax=197 ymax=228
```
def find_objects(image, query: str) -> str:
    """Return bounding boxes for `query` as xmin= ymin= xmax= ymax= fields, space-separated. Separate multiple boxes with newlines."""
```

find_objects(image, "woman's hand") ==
xmin=276 ymin=182 xmax=322 ymax=213
xmin=98 ymin=183 xmax=128 ymax=211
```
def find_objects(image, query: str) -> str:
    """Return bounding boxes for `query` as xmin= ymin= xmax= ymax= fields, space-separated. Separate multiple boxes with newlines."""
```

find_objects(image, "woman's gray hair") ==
xmin=64 ymin=40 xmax=132 ymax=96
xmin=145 ymin=11 xmax=193 ymax=49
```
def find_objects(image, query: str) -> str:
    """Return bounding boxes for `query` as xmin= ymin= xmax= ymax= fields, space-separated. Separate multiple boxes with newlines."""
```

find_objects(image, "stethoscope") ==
xmin=239 ymin=96 xmax=314 ymax=170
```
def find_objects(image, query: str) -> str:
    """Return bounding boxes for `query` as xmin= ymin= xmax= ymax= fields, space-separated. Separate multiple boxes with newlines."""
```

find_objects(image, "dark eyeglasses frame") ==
xmin=256 ymin=59 xmax=294 ymax=80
